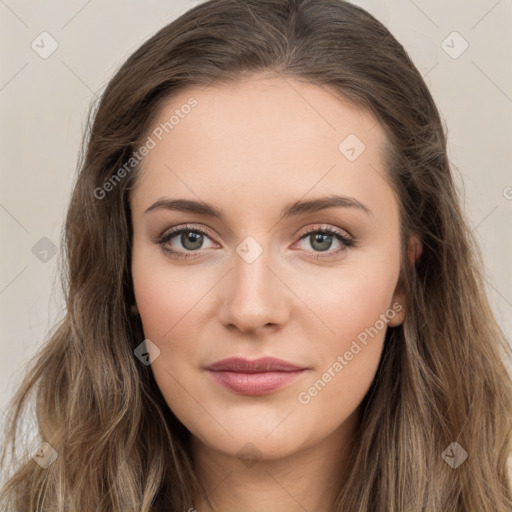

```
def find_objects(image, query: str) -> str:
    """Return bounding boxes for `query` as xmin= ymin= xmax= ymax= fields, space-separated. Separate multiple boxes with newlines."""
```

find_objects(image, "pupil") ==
xmin=312 ymin=233 xmax=332 ymax=252
xmin=182 ymin=231 xmax=203 ymax=250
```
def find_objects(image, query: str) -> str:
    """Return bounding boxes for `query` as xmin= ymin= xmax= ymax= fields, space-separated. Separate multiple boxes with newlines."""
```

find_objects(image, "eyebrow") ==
xmin=144 ymin=194 xmax=372 ymax=221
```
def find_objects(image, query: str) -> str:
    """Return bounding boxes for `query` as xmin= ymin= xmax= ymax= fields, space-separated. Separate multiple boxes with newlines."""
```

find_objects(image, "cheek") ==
xmin=131 ymin=248 xmax=213 ymax=384
xmin=300 ymin=248 xmax=401 ymax=380
xmin=297 ymin=248 xmax=400 ymax=345
xmin=329 ymin=270 xmax=398 ymax=344
xmin=294 ymin=265 xmax=400 ymax=424
xmin=131 ymin=241 xmax=197 ymax=339
xmin=303 ymin=279 xmax=396 ymax=385
xmin=132 ymin=266 xmax=172 ymax=340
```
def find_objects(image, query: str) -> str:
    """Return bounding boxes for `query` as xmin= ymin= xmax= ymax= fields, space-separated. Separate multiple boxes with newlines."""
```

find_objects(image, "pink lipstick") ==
xmin=205 ymin=357 xmax=307 ymax=396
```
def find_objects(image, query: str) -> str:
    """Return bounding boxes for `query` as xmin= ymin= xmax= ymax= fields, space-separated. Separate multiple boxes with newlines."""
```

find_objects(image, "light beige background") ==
xmin=1 ymin=0 xmax=511 ymax=426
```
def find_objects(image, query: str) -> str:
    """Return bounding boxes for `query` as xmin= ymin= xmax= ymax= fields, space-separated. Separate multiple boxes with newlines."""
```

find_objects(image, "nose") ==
xmin=217 ymin=244 xmax=290 ymax=335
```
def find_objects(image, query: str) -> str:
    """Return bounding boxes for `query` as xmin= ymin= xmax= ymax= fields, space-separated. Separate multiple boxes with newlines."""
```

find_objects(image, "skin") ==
xmin=129 ymin=72 xmax=417 ymax=511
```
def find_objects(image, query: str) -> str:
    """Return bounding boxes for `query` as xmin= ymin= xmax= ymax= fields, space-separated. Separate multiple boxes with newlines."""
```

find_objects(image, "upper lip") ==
xmin=205 ymin=357 xmax=306 ymax=373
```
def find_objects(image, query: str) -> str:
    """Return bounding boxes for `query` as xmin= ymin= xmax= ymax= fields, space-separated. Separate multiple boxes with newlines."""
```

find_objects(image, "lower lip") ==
xmin=207 ymin=370 xmax=306 ymax=396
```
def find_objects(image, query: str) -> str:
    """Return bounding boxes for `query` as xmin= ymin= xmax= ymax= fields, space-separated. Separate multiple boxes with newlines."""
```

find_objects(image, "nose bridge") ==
xmin=219 ymin=234 xmax=287 ymax=332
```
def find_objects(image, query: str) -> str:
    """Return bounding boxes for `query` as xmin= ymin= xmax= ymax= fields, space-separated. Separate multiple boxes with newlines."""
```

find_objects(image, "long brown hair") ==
xmin=1 ymin=0 xmax=511 ymax=510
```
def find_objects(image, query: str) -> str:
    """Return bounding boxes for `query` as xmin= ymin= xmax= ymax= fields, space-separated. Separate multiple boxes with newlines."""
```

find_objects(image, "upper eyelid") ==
xmin=298 ymin=224 xmax=352 ymax=238
xmin=161 ymin=224 xmax=215 ymax=241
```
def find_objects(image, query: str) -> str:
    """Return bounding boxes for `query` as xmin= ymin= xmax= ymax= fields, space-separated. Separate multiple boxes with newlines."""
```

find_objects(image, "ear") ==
xmin=388 ymin=235 xmax=422 ymax=327
xmin=407 ymin=234 xmax=423 ymax=266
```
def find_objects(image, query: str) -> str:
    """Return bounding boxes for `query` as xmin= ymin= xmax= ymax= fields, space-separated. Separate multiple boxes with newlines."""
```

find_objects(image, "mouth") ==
xmin=205 ymin=357 xmax=308 ymax=396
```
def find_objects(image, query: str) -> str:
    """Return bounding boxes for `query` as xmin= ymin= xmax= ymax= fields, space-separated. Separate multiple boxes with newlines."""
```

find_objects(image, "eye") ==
xmin=155 ymin=224 xmax=217 ymax=259
xmin=292 ymin=225 xmax=354 ymax=260
xmin=155 ymin=223 xmax=355 ymax=260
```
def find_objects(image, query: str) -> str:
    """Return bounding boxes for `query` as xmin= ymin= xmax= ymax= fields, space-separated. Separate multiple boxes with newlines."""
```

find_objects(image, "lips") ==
xmin=205 ymin=356 xmax=306 ymax=373
xmin=205 ymin=357 xmax=307 ymax=396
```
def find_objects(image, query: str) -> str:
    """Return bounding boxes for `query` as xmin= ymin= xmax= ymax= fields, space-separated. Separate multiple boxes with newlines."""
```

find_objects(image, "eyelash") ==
xmin=155 ymin=223 xmax=355 ymax=260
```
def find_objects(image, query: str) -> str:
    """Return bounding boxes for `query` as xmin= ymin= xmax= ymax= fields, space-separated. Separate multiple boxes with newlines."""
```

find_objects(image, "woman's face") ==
xmin=130 ymin=73 xmax=405 ymax=462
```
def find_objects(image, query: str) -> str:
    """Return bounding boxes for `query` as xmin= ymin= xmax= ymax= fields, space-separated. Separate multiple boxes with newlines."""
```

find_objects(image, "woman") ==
xmin=1 ymin=0 xmax=511 ymax=510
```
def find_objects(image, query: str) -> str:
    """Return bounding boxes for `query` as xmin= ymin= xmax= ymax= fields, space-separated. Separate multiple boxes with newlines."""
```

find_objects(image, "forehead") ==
xmin=131 ymin=73 xmax=395 ymax=221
